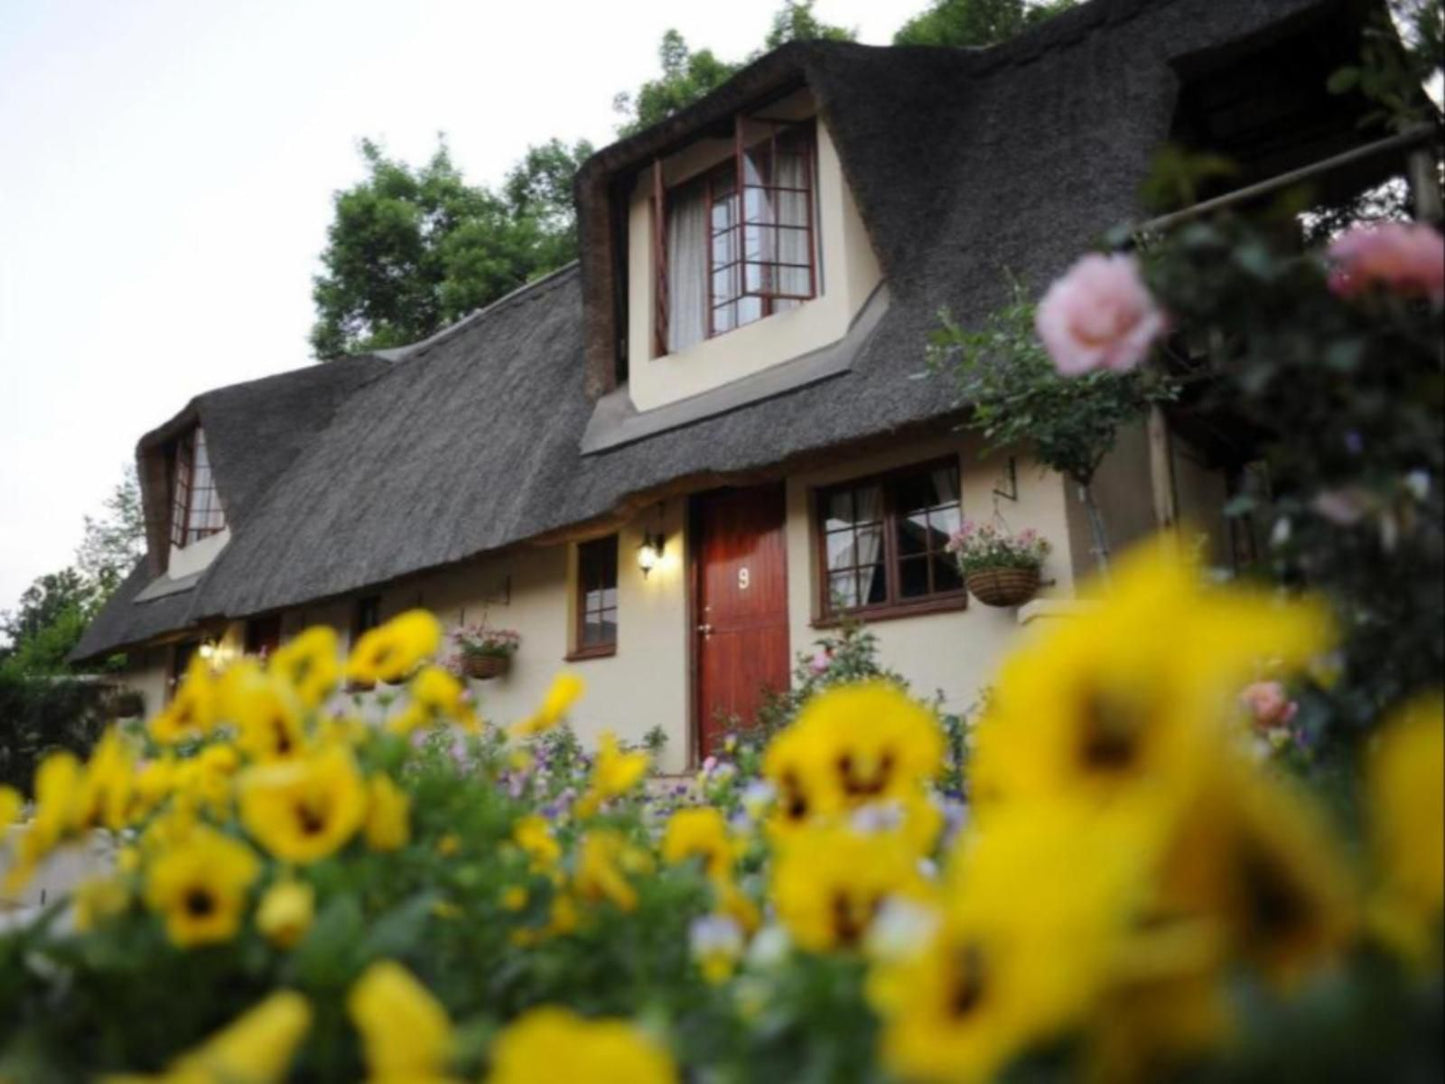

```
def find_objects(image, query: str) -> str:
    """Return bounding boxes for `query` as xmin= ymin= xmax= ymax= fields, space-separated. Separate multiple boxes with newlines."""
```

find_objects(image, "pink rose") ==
xmin=809 ymin=651 xmax=832 ymax=676
xmin=1328 ymin=222 xmax=1444 ymax=304
xmin=1035 ymin=253 xmax=1167 ymax=376
xmin=1239 ymin=681 xmax=1298 ymax=730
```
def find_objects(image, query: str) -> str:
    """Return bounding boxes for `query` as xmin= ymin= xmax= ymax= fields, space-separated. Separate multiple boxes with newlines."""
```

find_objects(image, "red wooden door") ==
xmin=694 ymin=485 xmax=791 ymax=757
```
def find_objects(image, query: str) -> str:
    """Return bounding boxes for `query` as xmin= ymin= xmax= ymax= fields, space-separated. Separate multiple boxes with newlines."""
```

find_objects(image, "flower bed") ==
xmin=0 ymin=539 xmax=1440 ymax=1081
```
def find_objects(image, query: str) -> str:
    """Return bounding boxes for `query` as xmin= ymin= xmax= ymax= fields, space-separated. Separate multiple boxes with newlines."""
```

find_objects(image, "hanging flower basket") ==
xmin=966 ymin=565 xmax=1041 ymax=608
xmin=448 ymin=624 xmax=521 ymax=681
xmin=947 ymin=522 xmax=1051 ymax=609
xmin=344 ymin=677 xmax=376 ymax=694
xmin=462 ymin=652 xmax=511 ymax=681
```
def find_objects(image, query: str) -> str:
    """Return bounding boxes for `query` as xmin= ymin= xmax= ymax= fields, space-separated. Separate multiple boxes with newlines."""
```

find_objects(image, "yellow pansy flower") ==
xmin=128 ymin=756 xmax=178 ymax=822
xmin=512 ymin=814 xmax=561 ymax=873
xmin=716 ymin=877 xmax=762 ymax=936
xmin=150 ymin=657 xmax=220 ymax=746
xmin=575 ymin=829 xmax=648 ymax=913
xmin=501 ymin=885 xmax=529 ymax=912
xmin=347 ymin=960 xmax=455 ymax=1082
xmin=221 ymin=664 xmax=307 ymax=762
xmin=1365 ymin=692 xmax=1444 ymax=965
xmin=4 ymin=751 xmax=81 ymax=893
xmin=390 ymin=665 xmax=473 ymax=736
xmin=363 ymin=774 xmax=411 ymax=852
xmin=510 ymin=673 xmax=584 ymax=738
xmin=1158 ymin=758 xmax=1357 ymax=988
xmin=73 ymin=875 xmax=130 ymax=932
xmin=870 ymin=802 xmax=1156 ymax=1084
xmin=661 ymin=807 xmax=736 ymax=881
xmin=72 ymin=728 xmax=135 ymax=832
xmin=485 ymin=1006 xmax=677 ymax=1084
xmin=969 ymin=541 xmax=1332 ymax=816
xmin=256 ymin=880 xmax=315 ymax=949
xmin=238 ymin=746 xmax=367 ymax=864
xmin=771 ymin=824 xmax=928 ymax=952
xmin=112 ymin=990 xmax=312 ymax=1084
xmin=346 ymin=609 xmax=442 ymax=685
xmin=575 ymin=731 xmax=649 ymax=817
xmin=268 ymin=626 xmax=341 ymax=708
xmin=144 ymin=826 xmax=261 ymax=948
xmin=0 ymin=784 xmax=21 ymax=831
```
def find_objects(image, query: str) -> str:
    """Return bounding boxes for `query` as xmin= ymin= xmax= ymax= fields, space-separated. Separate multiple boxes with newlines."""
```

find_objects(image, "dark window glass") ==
xmin=353 ymin=596 xmax=381 ymax=643
xmin=577 ymin=536 xmax=619 ymax=651
xmin=816 ymin=462 xmax=964 ymax=617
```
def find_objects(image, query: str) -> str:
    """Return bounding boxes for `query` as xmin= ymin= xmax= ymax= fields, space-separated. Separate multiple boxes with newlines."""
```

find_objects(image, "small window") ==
xmin=170 ymin=638 xmax=201 ymax=698
xmin=816 ymin=461 xmax=965 ymax=619
xmin=573 ymin=536 xmax=619 ymax=658
xmin=245 ymin=615 xmax=283 ymax=658
xmin=654 ymin=116 xmax=817 ymax=355
xmin=352 ymin=595 xmax=381 ymax=644
xmin=170 ymin=426 xmax=226 ymax=548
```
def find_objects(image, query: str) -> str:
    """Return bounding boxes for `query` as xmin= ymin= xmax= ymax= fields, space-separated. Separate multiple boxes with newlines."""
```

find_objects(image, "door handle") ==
xmin=697 ymin=623 xmax=714 ymax=637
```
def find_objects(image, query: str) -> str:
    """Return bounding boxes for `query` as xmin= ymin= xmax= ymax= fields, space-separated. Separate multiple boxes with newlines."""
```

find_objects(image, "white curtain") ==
xmin=773 ymin=146 xmax=812 ymax=306
xmin=666 ymin=181 xmax=708 ymax=353
xmin=854 ymin=485 xmax=884 ymax=605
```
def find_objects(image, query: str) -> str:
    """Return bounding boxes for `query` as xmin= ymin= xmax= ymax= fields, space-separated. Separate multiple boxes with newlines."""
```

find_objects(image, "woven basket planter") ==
xmin=462 ymin=653 xmax=511 ymax=681
xmin=966 ymin=565 xmax=1041 ymax=608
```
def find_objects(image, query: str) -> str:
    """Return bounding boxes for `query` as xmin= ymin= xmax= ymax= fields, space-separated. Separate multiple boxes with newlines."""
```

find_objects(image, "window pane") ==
xmin=828 ymin=571 xmax=858 ymax=610
xmin=776 ymin=191 xmax=809 ymax=226
xmin=898 ymin=556 xmax=931 ymax=599
xmin=578 ymin=536 xmax=618 ymax=648
xmin=935 ymin=556 xmax=964 ymax=594
xmin=824 ymin=490 xmax=854 ymax=532
xmin=825 ymin=530 xmax=856 ymax=572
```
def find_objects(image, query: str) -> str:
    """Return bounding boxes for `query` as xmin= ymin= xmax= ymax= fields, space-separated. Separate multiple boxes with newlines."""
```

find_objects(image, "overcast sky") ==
xmin=0 ymin=0 xmax=912 ymax=617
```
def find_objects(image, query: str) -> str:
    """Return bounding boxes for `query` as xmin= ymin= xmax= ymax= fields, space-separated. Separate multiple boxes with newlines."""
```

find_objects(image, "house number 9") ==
xmin=738 ymin=567 xmax=750 ymax=590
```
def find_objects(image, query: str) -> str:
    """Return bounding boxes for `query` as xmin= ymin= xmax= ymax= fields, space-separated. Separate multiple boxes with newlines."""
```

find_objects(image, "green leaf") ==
xmin=359 ymin=892 xmax=439 ymax=960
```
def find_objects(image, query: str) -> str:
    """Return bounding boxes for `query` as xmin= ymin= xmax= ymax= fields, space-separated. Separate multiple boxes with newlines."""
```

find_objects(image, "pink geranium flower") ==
xmin=1035 ymin=253 xmax=1167 ymax=376
xmin=1327 ymin=222 xmax=1444 ymax=305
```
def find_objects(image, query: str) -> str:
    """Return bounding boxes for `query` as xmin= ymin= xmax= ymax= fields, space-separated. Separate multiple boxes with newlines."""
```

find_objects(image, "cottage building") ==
xmin=74 ymin=0 xmax=1395 ymax=770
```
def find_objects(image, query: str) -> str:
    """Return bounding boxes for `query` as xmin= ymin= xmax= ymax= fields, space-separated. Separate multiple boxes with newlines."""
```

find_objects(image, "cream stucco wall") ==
xmin=120 ymin=647 xmax=172 ymax=718
xmin=785 ymin=435 xmax=1076 ymax=719
xmin=390 ymin=500 xmax=693 ymax=773
xmin=167 ymin=526 xmax=230 ymax=579
xmin=1171 ymin=436 xmax=1232 ymax=571
xmin=625 ymin=112 xmax=883 ymax=413
xmin=115 ymin=441 xmax=1088 ymax=765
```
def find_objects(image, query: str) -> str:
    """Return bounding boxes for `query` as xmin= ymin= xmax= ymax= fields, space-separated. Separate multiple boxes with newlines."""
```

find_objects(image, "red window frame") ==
xmin=170 ymin=426 xmax=226 ymax=548
xmin=813 ymin=459 xmax=967 ymax=623
xmin=651 ymin=114 xmax=818 ymax=356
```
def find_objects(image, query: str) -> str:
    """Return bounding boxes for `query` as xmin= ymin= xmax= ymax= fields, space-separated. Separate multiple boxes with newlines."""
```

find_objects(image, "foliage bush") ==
xmin=0 ymin=671 xmax=114 ymax=796
xmin=0 ymin=549 xmax=1438 ymax=1081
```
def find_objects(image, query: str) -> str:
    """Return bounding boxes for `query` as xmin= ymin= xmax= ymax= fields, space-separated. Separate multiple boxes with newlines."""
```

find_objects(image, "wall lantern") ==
xmin=638 ymin=532 xmax=666 ymax=578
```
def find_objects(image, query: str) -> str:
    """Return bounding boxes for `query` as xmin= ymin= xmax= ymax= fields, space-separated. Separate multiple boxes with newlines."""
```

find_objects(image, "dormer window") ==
xmin=170 ymin=426 xmax=226 ymax=547
xmin=653 ymin=116 xmax=818 ymax=355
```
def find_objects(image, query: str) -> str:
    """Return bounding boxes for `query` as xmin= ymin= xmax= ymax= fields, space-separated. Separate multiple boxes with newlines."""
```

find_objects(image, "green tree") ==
xmin=612 ymin=30 xmax=739 ymax=138
xmin=761 ymin=0 xmax=856 ymax=51
xmin=613 ymin=1 xmax=856 ymax=137
xmin=894 ymin=0 xmax=1076 ymax=48
xmin=310 ymin=138 xmax=587 ymax=359
xmin=0 ymin=568 xmax=97 ymax=675
xmin=75 ymin=465 xmax=145 ymax=599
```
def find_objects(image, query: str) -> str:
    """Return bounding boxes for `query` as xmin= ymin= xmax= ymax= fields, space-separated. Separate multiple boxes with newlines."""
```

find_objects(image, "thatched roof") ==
xmin=75 ymin=0 xmax=1382 ymax=661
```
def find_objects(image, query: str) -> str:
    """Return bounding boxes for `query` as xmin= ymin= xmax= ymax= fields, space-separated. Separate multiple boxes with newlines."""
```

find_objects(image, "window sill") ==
xmin=564 ymin=643 xmax=617 ymax=663
xmin=811 ymin=594 xmax=968 ymax=629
